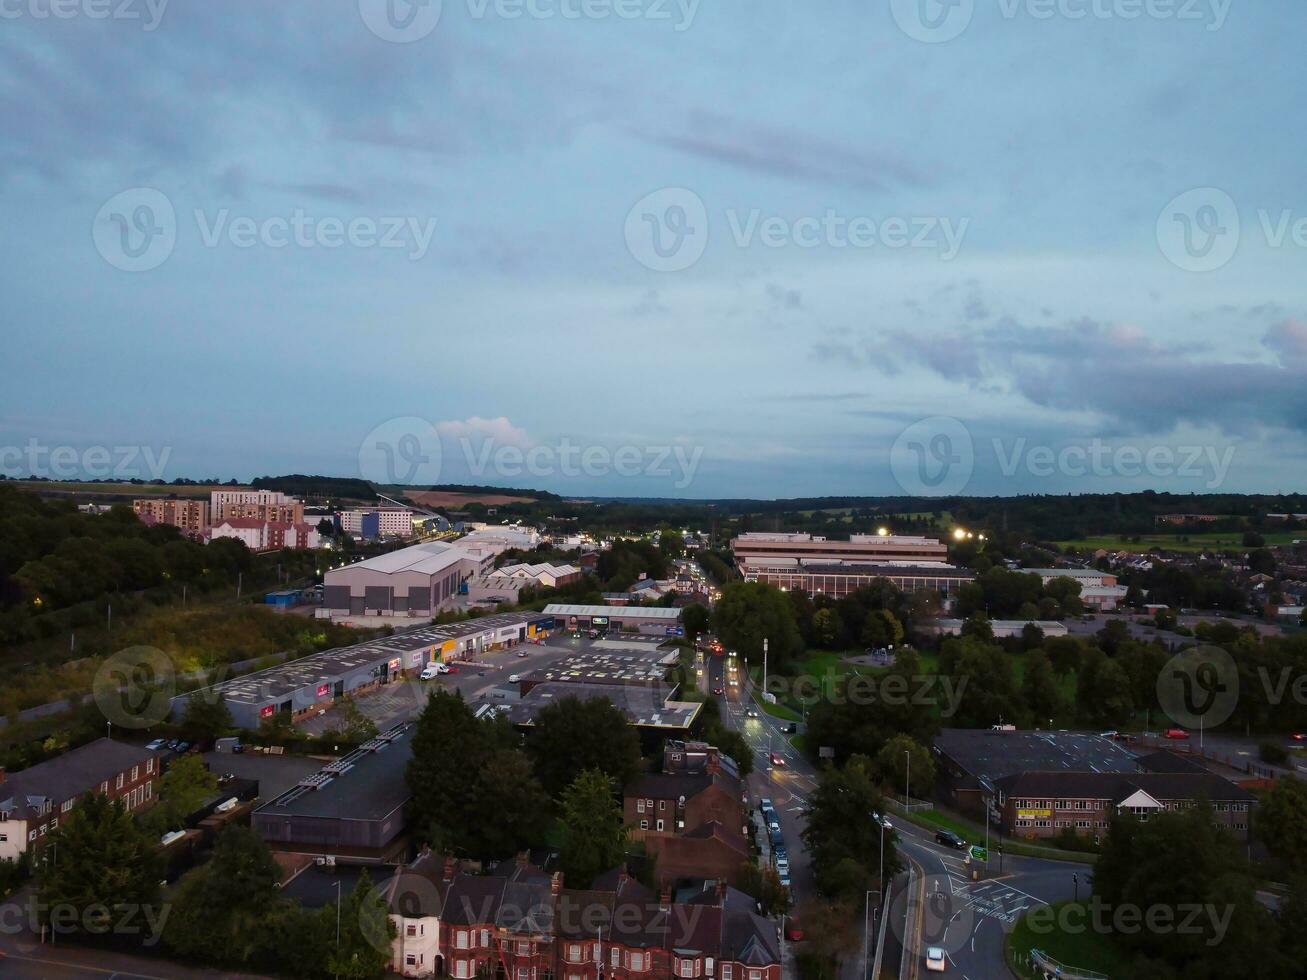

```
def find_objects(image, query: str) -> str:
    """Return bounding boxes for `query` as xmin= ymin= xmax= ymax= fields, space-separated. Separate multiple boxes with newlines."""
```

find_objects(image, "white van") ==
xmin=420 ymin=663 xmax=449 ymax=680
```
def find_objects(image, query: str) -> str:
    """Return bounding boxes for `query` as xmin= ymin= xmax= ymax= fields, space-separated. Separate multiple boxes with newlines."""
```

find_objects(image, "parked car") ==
xmin=759 ymin=798 xmax=773 ymax=811
xmin=1164 ymin=727 xmax=1191 ymax=740
xmin=165 ymin=739 xmax=180 ymax=751
xmin=935 ymin=830 xmax=967 ymax=850
xmin=175 ymin=741 xmax=191 ymax=754
xmin=146 ymin=738 xmax=167 ymax=751
xmin=925 ymin=946 xmax=947 ymax=972
xmin=785 ymin=918 xmax=804 ymax=942
xmin=231 ymin=742 xmax=246 ymax=754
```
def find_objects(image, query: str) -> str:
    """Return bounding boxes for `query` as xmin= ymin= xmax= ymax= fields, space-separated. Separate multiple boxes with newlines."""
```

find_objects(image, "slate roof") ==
xmin=994 ymin=770 xmax=1255 ymax=805
xmin=0 ymin=738 xmax=158 ymax=821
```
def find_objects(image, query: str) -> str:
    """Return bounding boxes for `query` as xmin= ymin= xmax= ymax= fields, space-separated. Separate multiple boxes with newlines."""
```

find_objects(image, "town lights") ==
xmin=877 ymin=527 xmax=889 ymax=536
xmin=952 ymin=528 xmax=967 ymax=541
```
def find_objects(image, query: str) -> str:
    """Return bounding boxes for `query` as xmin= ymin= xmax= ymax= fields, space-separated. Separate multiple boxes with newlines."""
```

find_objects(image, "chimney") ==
xmin=551 ymin=872 xmax=563 ymax=895
xmin=443 ymin=856 xmax=457 ymax=882
xmin=705 ymin=751 xmax=720 ymax=776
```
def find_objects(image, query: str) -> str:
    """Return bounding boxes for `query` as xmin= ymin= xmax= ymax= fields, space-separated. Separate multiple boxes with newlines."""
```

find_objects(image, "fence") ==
xmin=1010 ymin=946 xmax=1108 ymax=980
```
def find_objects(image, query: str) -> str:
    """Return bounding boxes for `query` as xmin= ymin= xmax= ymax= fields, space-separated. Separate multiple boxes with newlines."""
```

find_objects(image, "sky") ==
xmin=2 ymin=0 xmax=1306 ymax=500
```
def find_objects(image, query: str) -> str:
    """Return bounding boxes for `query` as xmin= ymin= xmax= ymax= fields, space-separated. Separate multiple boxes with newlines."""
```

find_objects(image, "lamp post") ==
xmin=904 ymin=749 xmax=910 ymax=808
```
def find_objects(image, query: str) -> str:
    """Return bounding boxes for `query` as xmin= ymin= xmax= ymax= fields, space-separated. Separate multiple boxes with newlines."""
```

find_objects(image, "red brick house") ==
xmin=0 ymin=738 xmax=161 ymax=862
xmin=623 ymin=742 xmax=748 ymax=886
xmin=386 ymin=854 xmax=780 ymax=980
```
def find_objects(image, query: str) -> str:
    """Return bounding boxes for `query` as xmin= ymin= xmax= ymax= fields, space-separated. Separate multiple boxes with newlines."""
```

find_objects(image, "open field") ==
xmin=407 ymin=489 xmax=538 ymax=507
xmin=1057 ymin=531 xmax=1302 ymax=553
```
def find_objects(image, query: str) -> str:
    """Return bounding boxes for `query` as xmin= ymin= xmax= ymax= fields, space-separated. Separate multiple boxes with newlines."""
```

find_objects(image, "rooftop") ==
xmin=507 ymin=683 xmax=701 ymax=730
xmin=935 ymin=729 xmax=1140 ymax=790
xmin=543 ymin=603 xmax=682 ymax=620
xmin=254 ymin=725 xmax=412 ymax=821
xmin=332 ymin=540 xmax=468 ymax=576
xmin=0 ymin=739 xmax=159 ymax=820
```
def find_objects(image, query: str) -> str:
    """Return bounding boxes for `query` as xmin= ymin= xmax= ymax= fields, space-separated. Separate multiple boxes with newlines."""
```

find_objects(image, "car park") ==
xmin=935 ymin=830 xmax=967 ymax=850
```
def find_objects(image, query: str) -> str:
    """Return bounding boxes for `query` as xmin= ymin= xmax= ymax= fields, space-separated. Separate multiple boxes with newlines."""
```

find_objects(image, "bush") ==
xmin=1259 ymin=741 xmax=1289 ymax=765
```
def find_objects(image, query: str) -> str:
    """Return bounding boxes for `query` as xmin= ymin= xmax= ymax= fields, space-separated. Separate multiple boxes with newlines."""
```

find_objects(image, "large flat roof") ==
xmin=935 ymin=728 xmax=1140 ymax=790
xmin=331 ymin=541 xmax=468 ymax=576
xmin=507 ymin=683 xmax=701 ymax=730
xmin=254 ymin=726 xmax=413 ymax=821
xmin=523 ymin=649 xmax=676 ymax=686
xmin=543 ymin=604 xmax=682 ymax=620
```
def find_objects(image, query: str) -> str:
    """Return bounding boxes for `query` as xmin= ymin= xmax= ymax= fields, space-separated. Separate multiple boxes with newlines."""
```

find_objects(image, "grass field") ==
xmin=1007 ymin=902 xmax=1129 ymax=979
xmin=1057 ymin=531 xmax=1301 ymax=553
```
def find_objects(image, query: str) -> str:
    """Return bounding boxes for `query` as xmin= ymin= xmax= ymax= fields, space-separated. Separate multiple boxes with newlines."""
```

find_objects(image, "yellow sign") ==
xmin=1017 ymin=809 xmax=1052 ymax=819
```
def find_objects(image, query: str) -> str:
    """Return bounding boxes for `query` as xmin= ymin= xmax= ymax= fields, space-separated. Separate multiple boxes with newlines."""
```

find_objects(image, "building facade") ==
xmin=731 ymin=532 xmax=948 ymax=564
xmin=0 ymin=739 xmax=160 ymax=861
xmin=210 ymin=489 xmax=302 ymax=523
xmin=132 ymin=497 xmax=209 ymax=536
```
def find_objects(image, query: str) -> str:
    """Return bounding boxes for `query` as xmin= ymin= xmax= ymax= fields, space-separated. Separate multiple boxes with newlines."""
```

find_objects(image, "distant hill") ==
xmin=250 ymin=474 xmax=377 ymax=501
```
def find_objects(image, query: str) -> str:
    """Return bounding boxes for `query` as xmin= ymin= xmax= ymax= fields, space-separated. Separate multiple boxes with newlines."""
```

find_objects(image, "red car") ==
xmin=785 ymin=919 xmax=804 ymax=942
xmin=713 ymin=687 xmax=725 ymax=696
xmin=1164 ymin=728 xmax=1190 ymax=740
xmin=769 ymin=752 xmax=785 ymax=767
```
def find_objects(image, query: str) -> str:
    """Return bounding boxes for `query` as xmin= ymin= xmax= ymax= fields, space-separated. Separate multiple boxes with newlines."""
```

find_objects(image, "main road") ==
xmin=706 ymin=650 xmax=1090 ymax=980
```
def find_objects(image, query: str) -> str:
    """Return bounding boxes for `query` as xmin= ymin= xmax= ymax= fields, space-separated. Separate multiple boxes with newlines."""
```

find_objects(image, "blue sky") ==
xmin=3 ymin=0 xmax=1306 ymax=499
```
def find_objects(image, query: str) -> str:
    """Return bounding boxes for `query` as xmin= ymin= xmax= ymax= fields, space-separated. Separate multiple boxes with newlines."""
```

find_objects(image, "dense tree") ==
xmin=804 ymin=649 xmax=939 ymax=764
xmin=35 ymin=793 xmax=163 ymax=940
xmin=870 ymin=735 xmax=934 ymax=798
xmin=407 ymin=689 xmax=489 ymax=852
xmin=527 ymin=695 xmax=642 ymax=798
xmin=860 ymin=609 xmax=903 ymax=649
xmin=812 ymin=608 xmax=843 ymax=648
xmin=1093 ymin=806 xmax=1285 ymax=979
xmin=466 ymin=750 xmax=549 ymax=858
xmin=180 ymin=692 xmax=233 ymax=740
xmin=1019 ymin=650 xmax=1063 ymax=725
xmin=164 ymin=826 xmax=286 ymax=966
xmin=681 ymin=602 xmax=710 ymax=642
xmin=326 ymin=871 xmax=394 ymax=980
xmin=736 ymin=861 xmax=790 ymax=915
xmin=558 ymin=769 xmax=628 ymax=889
xmin=1257 ymin=776 xmax=1307 ymax=872
xmin=939 ymin=636 xmax=1020 ymax=728
xmin=801 ymin=754 xmax=901 ymax=898
xmin=711 ymin=581 xmax=802 ymax=670
xmin=1045 ymin=635 xmax=1083 ymax=676
xmin=145 ymin=753 xmax=219 ymax=833
xmin=1075 ymin=649 xmax=1134 ymax=725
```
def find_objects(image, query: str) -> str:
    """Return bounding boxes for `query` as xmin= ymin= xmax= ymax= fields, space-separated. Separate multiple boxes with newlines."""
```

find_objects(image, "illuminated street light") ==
xmin=952 ymin=528 xmax=967 ymax=541
xmin=877 ymin=527 xmax=889 ymax=536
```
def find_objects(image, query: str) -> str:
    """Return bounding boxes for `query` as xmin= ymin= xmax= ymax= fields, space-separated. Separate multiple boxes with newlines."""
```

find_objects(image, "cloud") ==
xmin=435 ymin=416 xmax=531 ymax=449
xmin=819 ymin=318 xmax=1307 ymax=436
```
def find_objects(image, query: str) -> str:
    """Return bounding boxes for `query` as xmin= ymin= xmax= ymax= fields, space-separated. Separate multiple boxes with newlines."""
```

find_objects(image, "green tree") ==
xmin=527 ymin=696 xmax=641 ymax=798
xmin=812 ymin=608 xmax=843 ymax=648
xmin=658 ymin=525 xmax=686 ymax=558
xmin=860 ymin=609 xmax=904 ymax=649
xmin=466 ymin=750 xmax=549 ymax=859
xmin=558 ymin=769 xmax=628 ymax=888
xmin=735 ymin=861 xmax=791 ymax=916
xmin=1257 ymin=776 xmax=1307 ymax=871
xmin=681 ymin=602 xmax=710 ymax=642
xmin=1020 ymin=651 xmax=1063 ymax=724
xmin=939 ymin=635 xmax=1019 ymax=728
xmin=147 ymin=753 xmax=219 ymax=832
xmin=164 ymin=826 xmax=285 ymax=966
xmin=711 ymin=581 xmax=802 ymax=670
xmin=181 ymin=692 xmax=234 ymax=740
xmin=407 ymin=689 xmax=488 ymax=852
xmin=325 ymin=871 xmax=394 ymax=980
xmin=871 ymin=735 xmax=934 ymax=798
xmin=801 ymin=754 xmax=901 ymax=897
xmin=36 ymin=793 xmax=163 ymax=939
xmin=1045 ymin=636 xmax=1083 ymax=676
xmin=1075 ymin=650 xmax=1134 ymax=725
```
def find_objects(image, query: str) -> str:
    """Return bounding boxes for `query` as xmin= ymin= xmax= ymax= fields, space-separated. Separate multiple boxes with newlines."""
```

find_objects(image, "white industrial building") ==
xmin=1024 ymin=567 xmax=1127 ymax=610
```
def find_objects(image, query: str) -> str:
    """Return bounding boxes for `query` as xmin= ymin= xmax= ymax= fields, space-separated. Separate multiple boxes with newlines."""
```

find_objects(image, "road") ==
xmin=705 ymin=649 xmax=1091 ymax=980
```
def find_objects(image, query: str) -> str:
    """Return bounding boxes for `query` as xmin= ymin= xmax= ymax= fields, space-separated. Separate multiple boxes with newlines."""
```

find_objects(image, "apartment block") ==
xmin=132 ymin=497 xmax=209 ymax=536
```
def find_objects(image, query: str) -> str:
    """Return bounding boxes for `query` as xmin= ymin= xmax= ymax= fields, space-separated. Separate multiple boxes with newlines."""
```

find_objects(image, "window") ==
xmin=646 ymin=799 xmax=654 ymax=810
xmin=116 ymin=773 xmax=124 ymax=790
xmin=28 ymin=830 xmax=37 ymax=842
xmin=569 ymin=945 xmax=581 ymax=963
xmin=637 ymin=800 xmax=645 ymax=813
xmin=408 ymin=924 xmax=418 ymax=937
xmin=749 ymin=971 xmax=762 ymax=980
xmin=131 ymin=766 xmax=139 ymax=781
xmin=100 ymin=780 xmax=108 ymax=793
xmin=722 ymin=966 xmax=732 ymax=980
xmin=407 ymin=955 xmax=418 ymax=967
xmin=656 ymin=820 xmax=664 ymax=832
xmin=145 ymin=783 xmax=152 ymax=799
xmin=481 ymin=930 xmax=489 ymax=947
xmin=455 ymin=961 xmax=469 ymax=978
xmin=146 ymin=758 xmax=154 ymax=774
xmin=611 ymin=948 xmax=621 ymax=967
xmin=61 ymin=800 xmax=73 ymax=813
xmin=0 ymin=834 xmax=7 ymax=843
xmin=457 ymin=931 xmax=469 ymax=950
xmin=659 ymin=800 xmax=666 ymax=811
xmin=706 ymin=958 xmax=714 ymax=976
xmin=518 ymin=942 xmax=531 ymax=955
xmin=631 ymin=953 xmax=645 ymax=971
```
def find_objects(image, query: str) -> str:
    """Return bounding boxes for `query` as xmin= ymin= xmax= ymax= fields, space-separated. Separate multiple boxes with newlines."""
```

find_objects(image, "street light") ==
xmin=904 ymin=749 xmax=910 ymax=808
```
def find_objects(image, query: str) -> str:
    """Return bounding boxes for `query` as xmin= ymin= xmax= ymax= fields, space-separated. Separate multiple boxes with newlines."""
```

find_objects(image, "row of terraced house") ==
xmin=379 ymin=853 xmax=781 ymax=980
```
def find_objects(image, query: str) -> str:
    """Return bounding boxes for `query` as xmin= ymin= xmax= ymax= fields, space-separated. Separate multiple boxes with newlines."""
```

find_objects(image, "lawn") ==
xmin=893 ymin=805 xmax=1097 ymax=864
xmin=1007 ymin=902 xmax=1130 ymax=979
xmin=1056 ymin=531 xmax=1300 ymax=554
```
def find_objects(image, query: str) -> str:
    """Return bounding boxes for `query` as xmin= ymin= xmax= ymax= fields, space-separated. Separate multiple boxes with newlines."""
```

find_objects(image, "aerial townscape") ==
xmin=4 ymin=4 xmax=1307 ymax=980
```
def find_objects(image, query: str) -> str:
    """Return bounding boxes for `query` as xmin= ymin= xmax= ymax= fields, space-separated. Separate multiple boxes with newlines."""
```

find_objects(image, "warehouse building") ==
xmin=322 ymin=541 xmax=482 ymax=618
xmin=731 ymin=531 xmax=949 ymax=564
xmin=542 ymin=603 xmax=683 ymax=635
xmin=176 ymin=612 xmax=553 ymax=728
xmin=738 ymin=559 xmax=973 ymax=600
xmin=252 ymin=724 xmax=413 ymax=861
